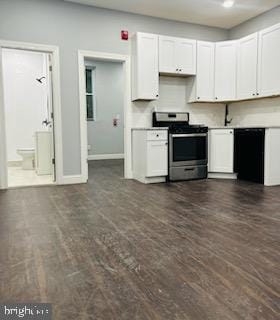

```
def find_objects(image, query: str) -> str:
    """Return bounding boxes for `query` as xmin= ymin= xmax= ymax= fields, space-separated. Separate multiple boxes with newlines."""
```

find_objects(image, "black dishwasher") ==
xmin=234 ymin=128 xmax=265 ymax=184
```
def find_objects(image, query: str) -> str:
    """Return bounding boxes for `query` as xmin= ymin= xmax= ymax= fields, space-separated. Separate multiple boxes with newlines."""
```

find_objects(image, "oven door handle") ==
xmin=171 ymin=133 xmax=207 ymax=138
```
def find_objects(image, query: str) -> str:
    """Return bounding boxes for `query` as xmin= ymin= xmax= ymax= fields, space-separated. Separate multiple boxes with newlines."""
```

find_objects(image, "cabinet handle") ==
xmin=215 ymin=97 xmax=218 ymax=100
xmin=156 ymin=94 xmax=159 ymax=97
xmin=256 ymin=93 xmax=259 ymax=96
xmin=179 ymin=69 xmax=182 ymax=72
xmin=197 ymin=97 xmax=200 ymax=100
xmin=252 ymin=93 xmax=255 ymax=96
xmin=176 ymin=68 xmax=178 ymax=71
xmin=156 ymin=134 xmax=159 ymax=137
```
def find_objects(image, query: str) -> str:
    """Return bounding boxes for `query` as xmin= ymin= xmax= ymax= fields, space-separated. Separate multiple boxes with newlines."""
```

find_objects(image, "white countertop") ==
xmin=131 ymin=127 xmax=168 ymax=131
xmin=209 ymin=125 xmax=280 ymax=129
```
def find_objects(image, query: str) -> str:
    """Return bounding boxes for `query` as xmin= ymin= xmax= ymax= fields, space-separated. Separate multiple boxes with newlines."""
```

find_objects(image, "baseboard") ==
xmin=8 ymin=161 xmax=22 ymax=167
xmin=208 ymin=172 xmax=237 ymax=180
xmin=60 ymin=175 xmax=87 ymax=185
xmin=88 ymin=153 xmax=124 ymax=161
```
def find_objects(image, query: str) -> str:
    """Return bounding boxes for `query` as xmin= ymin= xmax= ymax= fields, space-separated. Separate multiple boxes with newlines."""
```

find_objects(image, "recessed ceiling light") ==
xmin=223 ymin=0 xmax=235 ymax=8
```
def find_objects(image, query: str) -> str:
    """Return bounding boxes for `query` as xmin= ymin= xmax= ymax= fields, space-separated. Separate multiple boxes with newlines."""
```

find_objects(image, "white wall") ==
xmin=228 ymin=6 xmax=280 ymax=127
xmin=2 ymin=49 xmax=48 ymax=161
xmin=85 ymin=60 xmax=124 ymax=156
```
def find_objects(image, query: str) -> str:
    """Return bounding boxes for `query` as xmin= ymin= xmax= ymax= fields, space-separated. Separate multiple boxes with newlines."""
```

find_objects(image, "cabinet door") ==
xmin=159 ymin=36 xmax=177 ymax=74
xmin=146 ymin=141 xmax=168 ymax=177
xmin=237 ymin=33 xmax=258 ymax=100
xmin=258 ymin=23 xmax=280 ymax=97
xmin=209 ymin=129 xmax=234 ymax=173
xmin=176 ymin=38 xmax=197 ymax=75
xmin=215 ymin=41 xmax=237 ymax=101
xmin=196 ymin=41 xmax=215 ymax=101
xmin=132 ymin=32 xmax=159 ymax=101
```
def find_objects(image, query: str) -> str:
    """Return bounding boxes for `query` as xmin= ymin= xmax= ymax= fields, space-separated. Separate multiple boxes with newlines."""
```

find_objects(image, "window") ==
xmin=85 ymin=67 xmax=96 ymax=121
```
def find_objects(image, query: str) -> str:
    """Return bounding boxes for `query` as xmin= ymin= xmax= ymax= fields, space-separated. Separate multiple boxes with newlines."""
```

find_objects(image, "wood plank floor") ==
xmin=0 ymin=160 xmax=280 ymax=320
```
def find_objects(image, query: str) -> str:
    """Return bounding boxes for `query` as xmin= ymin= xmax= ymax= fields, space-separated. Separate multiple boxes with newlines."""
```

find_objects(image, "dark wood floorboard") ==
xmin=0 ymin=159 xmax=280 ymax=319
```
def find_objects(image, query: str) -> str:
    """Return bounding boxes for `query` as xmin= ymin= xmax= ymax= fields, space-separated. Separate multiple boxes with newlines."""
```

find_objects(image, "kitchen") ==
xmin=1 ymin=1 xmax=280 ymax=319
xmin=131 ymin=23 xmax=280 ymax=186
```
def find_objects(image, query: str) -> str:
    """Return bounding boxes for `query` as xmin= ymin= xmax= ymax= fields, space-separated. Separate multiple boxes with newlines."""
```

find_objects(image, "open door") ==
xmin=0 ymin=47 xmax=8 ymax=189
xmin=46 ymin=53 xmax=56 ymax=182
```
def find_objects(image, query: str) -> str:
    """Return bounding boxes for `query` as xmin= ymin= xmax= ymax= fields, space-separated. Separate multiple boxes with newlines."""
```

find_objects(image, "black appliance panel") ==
xmin=234 ymin=128 xmax=265 ymax=184
xmin=172 ymin=136 xmax=207 ymax=162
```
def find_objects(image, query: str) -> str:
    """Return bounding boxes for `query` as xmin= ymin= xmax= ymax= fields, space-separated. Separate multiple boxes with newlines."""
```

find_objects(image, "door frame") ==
xmin=0 ymin=40 xmax=63 ymax=189
xmin=78 ymin=50 xmax=132 ymax=181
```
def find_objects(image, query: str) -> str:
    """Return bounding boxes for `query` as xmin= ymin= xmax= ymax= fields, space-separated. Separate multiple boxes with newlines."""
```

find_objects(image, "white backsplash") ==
xmin=131 ymin=76 xmax=280 ymax=129
xmin=131 ymin=76 xmax=225 ymax=128
xmin=229 ymin=97 xmax=280 ymax=127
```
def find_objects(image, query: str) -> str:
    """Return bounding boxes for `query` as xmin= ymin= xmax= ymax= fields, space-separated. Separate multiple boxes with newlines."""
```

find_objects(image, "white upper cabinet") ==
xmin=258 ymin=23 xmax=280 ymax=97
xmin=176 ymin=38 xmax=197 ymax=75
xmin=214 ymin=41 xmax=237 ymax=101
xmin=159 ymin=36 xmax=196 ymax=75
xmin=195 ymin=41 xmax=215 ymax=102
xmin=209 ymin=129 xmax=234 ymax=173
xmin=237 ymin=33 xmax=258 ymax=100
xmin=159 ymin=36 xmax=176 ymax=74
xmin=131 ymin=32 xmax=159 ymax=101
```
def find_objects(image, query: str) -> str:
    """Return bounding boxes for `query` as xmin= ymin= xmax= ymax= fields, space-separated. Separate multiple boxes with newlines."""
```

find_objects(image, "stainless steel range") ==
xmin=153 ymin=112 xmax=208 ymax=181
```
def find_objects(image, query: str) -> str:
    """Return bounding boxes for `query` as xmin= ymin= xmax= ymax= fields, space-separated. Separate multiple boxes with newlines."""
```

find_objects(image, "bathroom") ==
xmin=2 ymin=48 xmax=55 ymax=187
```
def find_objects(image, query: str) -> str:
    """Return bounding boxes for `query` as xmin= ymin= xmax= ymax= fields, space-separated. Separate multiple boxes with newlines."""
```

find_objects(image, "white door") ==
xmin=258 ymin=23 xmax=280 ymax=97
xmin=146 ymin=141 xmax=168 ymax=177
xmin=133 ymin=33 xmax=159 ymax=100
xmin=159 ymin=36 xmax=177 ymax=74
xmin=209 ymin=129 xmax=234 ymax=173
xmin=196 ymin=41 xmax=215 ymax=101
xmin=176 ymin=38 xmax=197 ymax=75
xmin=215 ymin=41 xmax=237 ymax=101
xmin=0 ymin=47 xmax=8 ymax=189
xmin=237 ymin=33 xmax=258 ymax=100
xmin=46 ymin=53 xmax=56 ymax=181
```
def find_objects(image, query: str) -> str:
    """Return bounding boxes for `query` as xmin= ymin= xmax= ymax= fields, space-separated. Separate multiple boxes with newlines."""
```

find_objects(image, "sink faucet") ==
xmin=224 ymin=104 xmax=232 ymax=127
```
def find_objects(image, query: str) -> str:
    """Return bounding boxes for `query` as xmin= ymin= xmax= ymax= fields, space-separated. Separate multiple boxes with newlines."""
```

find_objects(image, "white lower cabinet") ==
xmin=132 ymin=129 xmax=168 ymax=184
xmin=208 ymin=129 xmax=235 ymax=176
xmin=146 ymin=141 xmax=168 ymax=177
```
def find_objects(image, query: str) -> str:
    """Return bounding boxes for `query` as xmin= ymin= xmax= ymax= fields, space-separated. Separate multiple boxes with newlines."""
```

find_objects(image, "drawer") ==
xmin=169 ymin=165 xmax=207 ymax=181
xmin=147 ymin=130 xmax=168 ymax=141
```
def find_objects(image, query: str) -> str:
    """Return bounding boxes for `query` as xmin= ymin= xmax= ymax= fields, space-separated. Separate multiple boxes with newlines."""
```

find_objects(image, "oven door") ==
xmin=169 ymin=133 xmax=208 ymax=167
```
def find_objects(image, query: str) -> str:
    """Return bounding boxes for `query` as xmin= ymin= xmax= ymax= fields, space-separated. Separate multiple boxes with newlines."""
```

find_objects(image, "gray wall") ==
xmin=0 ymin=0 xmax=227 ymax=176
xmin=229 ymin=5 xmax=280 ymax=39
xmin=85 ymin=60 xmax=124 ymax=157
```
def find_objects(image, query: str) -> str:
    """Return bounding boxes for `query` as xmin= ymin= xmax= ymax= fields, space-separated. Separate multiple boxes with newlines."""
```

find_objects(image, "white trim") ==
xmin=208 ymin=172 xmax=237 ymax=179
xmin=88 ymin=153 xmax=124 ymax=161
xmin=0 ymin=39 xmax=63 ymax=189
xmin=78 ymin=50 xmax=133 ymax=182
xmin=62 ymin=175 xmax=87 ymax=185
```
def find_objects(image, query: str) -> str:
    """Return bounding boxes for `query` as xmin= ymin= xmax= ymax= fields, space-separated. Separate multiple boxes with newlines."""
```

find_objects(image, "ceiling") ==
xmin=65 ymin=0 xmax=280 ymax=29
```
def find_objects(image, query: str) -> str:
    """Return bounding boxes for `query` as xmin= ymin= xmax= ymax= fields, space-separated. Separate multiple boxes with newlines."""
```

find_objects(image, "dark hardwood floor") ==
xmin=0 ymin=160 xmax=280 ymax=320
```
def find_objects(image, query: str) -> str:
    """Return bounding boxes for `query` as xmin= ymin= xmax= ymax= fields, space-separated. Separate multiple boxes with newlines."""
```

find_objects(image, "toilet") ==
xmin=17 ymin=148 xmax=35 ymax=170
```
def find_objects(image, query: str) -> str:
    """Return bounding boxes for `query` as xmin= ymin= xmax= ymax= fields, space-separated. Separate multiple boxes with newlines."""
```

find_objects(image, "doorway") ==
xmin=1 ymin=48 xmax=55 ymax=187
xmin=78 ymin=51 xmax=132 ymax=182
xmin=85 ymin=59 xmax=124 ymax=162
xmin=0 ymin=41 xmax=63 ymax=189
